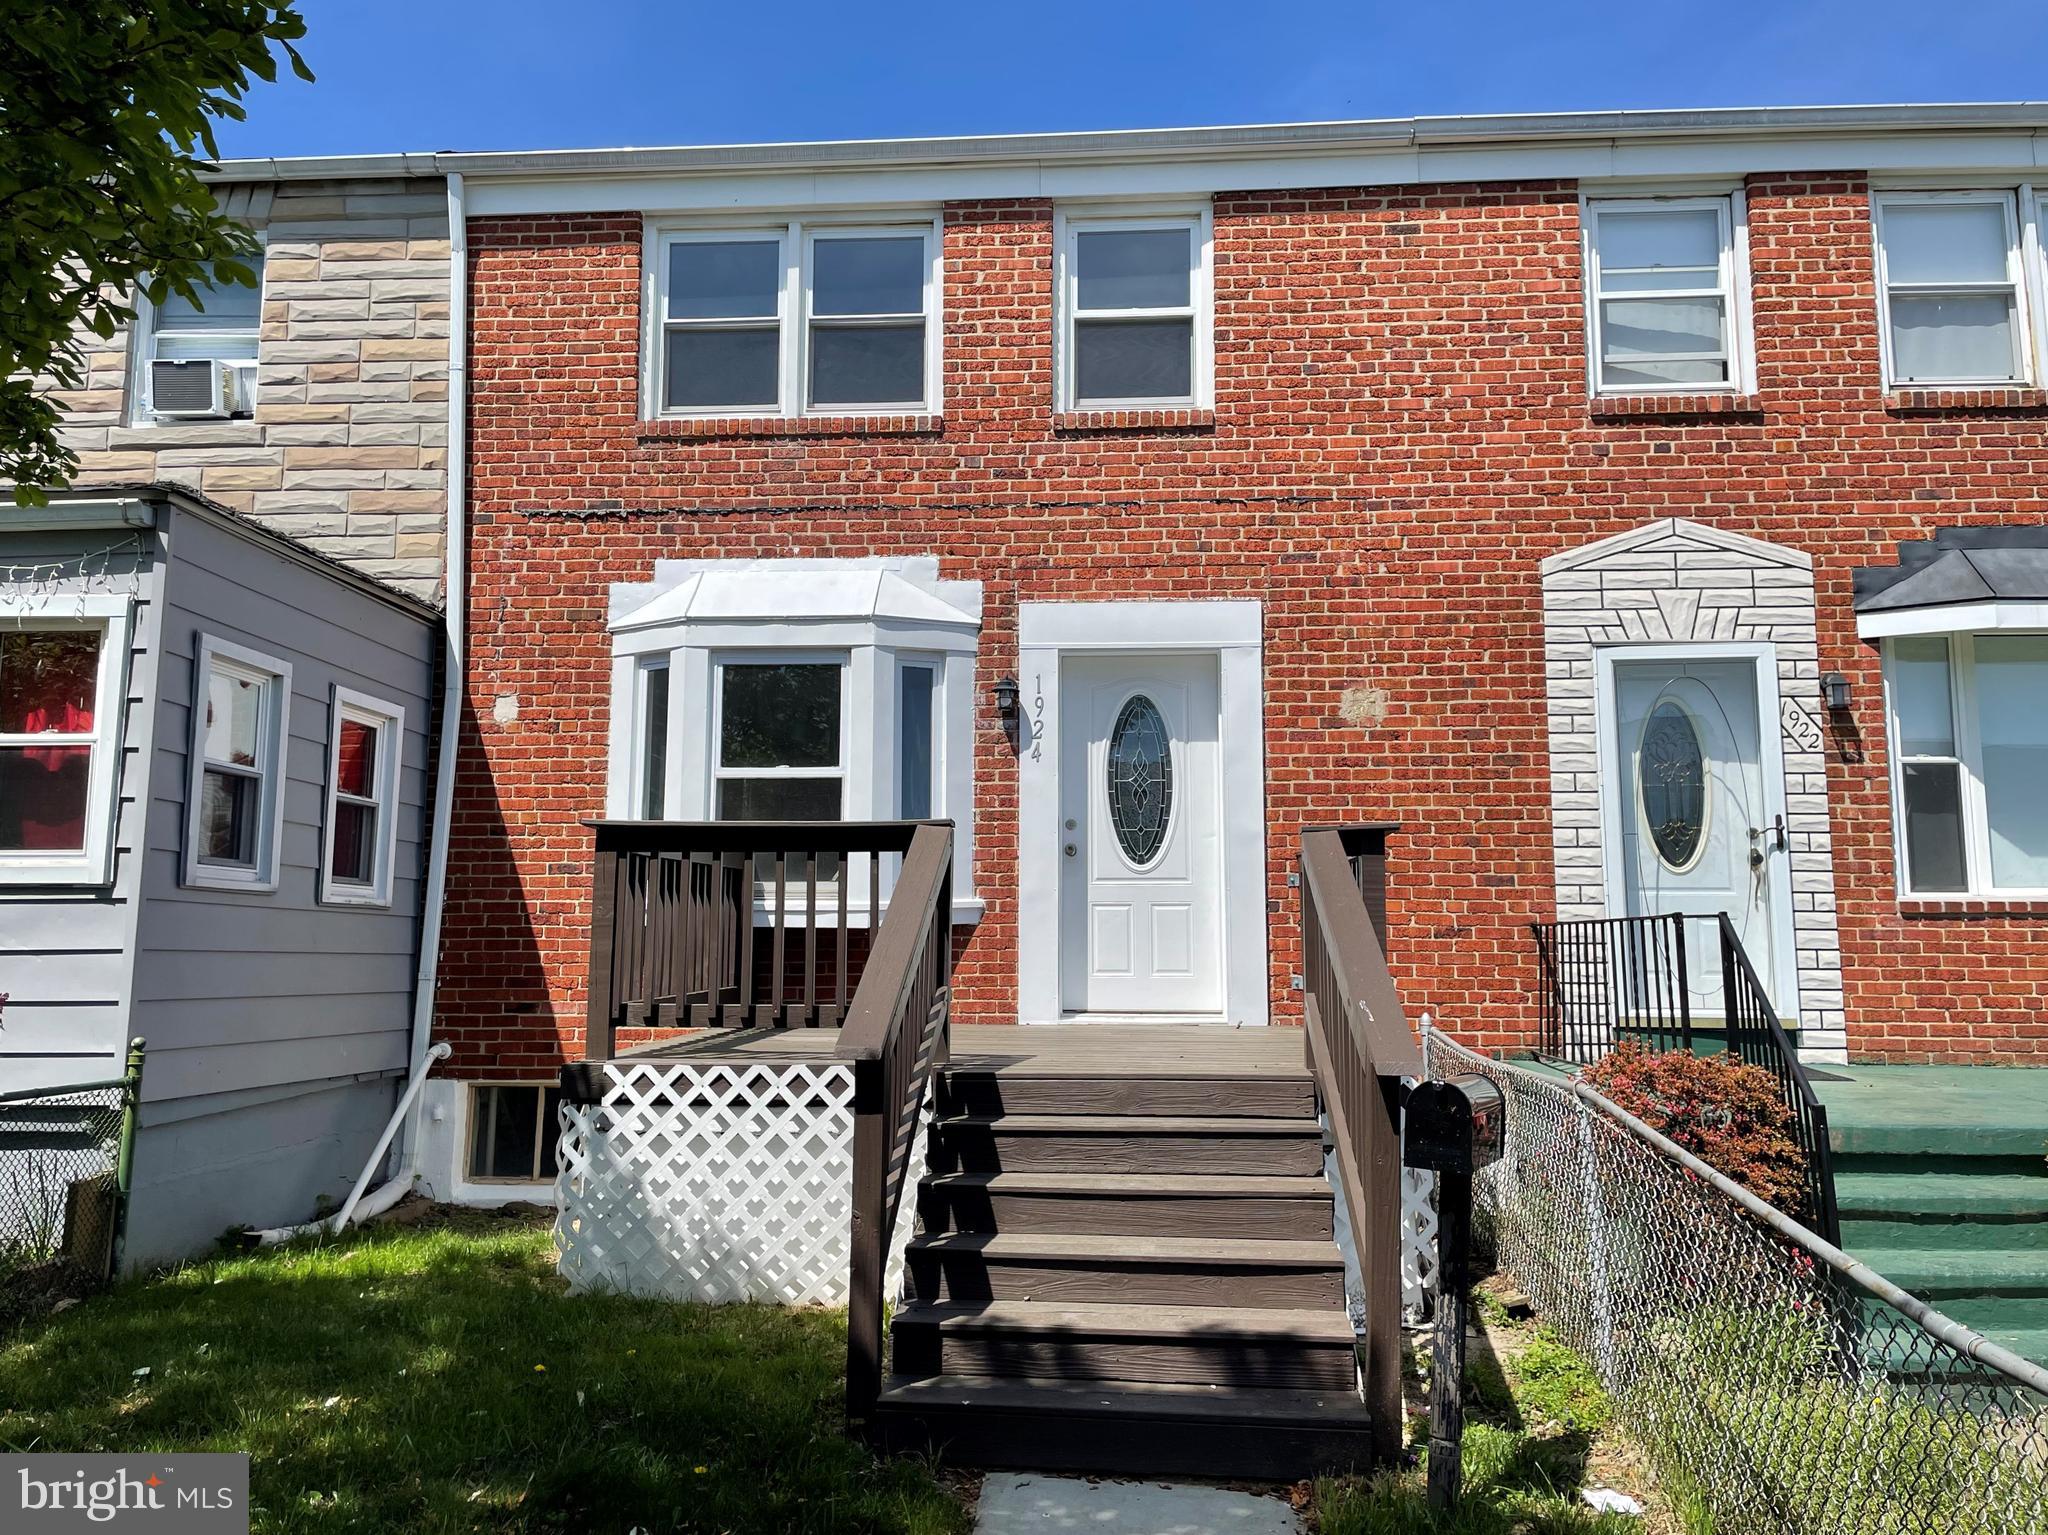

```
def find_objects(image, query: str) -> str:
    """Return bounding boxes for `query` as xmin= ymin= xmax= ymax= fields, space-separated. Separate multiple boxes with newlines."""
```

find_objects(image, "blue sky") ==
xmin=219 ymin=1 xmax=2048 ymax=158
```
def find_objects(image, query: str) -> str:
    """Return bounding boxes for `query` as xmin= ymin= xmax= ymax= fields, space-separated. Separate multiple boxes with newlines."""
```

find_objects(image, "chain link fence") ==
xmin=0 ymin=1044 xmax=144 ymax=1323
xmin=1425 ymin=1030 xmax=2048 ymax=1535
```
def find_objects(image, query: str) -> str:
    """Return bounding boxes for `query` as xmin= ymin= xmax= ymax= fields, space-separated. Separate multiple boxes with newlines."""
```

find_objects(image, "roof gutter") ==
xmin=201 ymin=101 xmax=2048 ymax=185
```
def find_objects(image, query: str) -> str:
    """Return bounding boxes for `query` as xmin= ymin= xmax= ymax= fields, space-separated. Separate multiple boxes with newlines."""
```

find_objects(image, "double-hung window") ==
xmin=136 ymin=255 xmax=265 ymax=421
xmin=632 ymin=658 xmax=670 ymax=819
xmin=1873 ymin=192 xmax=2035 ymax=386
xmin=651 ymin=220 xmax=940 ymax=417
xmin=184 ymin=635 xmax=291 ymax=892
xmin=322 ymin=687 xmax=403 ymax=906
xmin=712 ymin=656 xmax=847 ymax=821
xmin=0 ymin=599 xmax=131 ymax=885
xmin=1057 ymin=211 xmax=1211 ymax=409
xmin=1583 ymin=196 xmax=1750 ymax=394
xmin=1885 ymin=633 xmax=2048 ymax=895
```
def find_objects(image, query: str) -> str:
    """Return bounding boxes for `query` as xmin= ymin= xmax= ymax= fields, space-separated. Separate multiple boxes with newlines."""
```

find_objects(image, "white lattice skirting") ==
xmin=554 ymin=1060 xmax=927 ymax=1306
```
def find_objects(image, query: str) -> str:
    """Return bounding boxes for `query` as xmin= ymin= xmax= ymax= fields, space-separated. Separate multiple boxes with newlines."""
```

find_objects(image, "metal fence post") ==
xmin=109 ymin=1037 xmax=146 ymax=1281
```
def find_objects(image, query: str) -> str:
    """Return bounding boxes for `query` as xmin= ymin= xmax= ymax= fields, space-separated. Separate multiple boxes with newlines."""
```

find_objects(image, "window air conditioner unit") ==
xmin=150 ymin=359 xmax=254 ymax=419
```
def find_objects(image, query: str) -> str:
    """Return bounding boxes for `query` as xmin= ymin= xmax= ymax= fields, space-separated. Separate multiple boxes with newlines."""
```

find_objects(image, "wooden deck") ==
xmin=613 ymin=1023 xmax=1308 ymax=1076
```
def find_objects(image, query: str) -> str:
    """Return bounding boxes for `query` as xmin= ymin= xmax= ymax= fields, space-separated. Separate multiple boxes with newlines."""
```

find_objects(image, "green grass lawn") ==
xmin=0 ymin=1209 xmax=968 ymax=1535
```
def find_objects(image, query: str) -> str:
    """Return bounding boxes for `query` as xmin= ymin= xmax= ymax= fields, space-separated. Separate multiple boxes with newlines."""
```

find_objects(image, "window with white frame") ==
xmin=1873 ymin=192 xmax=2034 ymax=386
xmin=606 ymin=559 xmax=981 ymax=911
xmin=1583 ymin=196 xmax=1750 ymax=393
xmin=135 ymin=255 xmax=265 ymax=421
xmin=633 ymin=658 xmax=669 ymax=819
xmin=184 ymin=635 xmax=291 ymax=891
xmin=322 ymin=686 xmax=403 ymax=905
xmin=1886 ymin=633 xmax=2048 ymax=894
xmin=650 ymin=220 xmax=940 ymax=417
xmin=0 ymin=600 xmax=131 ymax=886
xmin=1057 ymin=211 xmax=1211 ymax=409
xmin=467 ymin=1083 xmax=564 ymax=1183
xmin=712 ymin=656 xmax=846 ymax=821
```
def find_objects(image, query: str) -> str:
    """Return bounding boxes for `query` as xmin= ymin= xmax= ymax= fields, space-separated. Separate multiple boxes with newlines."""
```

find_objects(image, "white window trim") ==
xmin=0 ymin=595 xmax=133 ymax=887
xmin=642 ymin=215 xmax=942 ymax=420
xmin=1882 ymin=632 xmax=2048 ymax=899
xmin=1580 ymin=192 xmax=1756 ymax=397
xmin=127 ymin=241 xmax=267 ymax=426
xmin=183 ymin=633 xmax=292 ymax=894
xmin=319 ymin=684 xmax=404 ymax=907
xmin=1054 ymin=204 xmax=1215 ymax=411
xmin=1871 ymin=189 xmax=2037 ymax=389
xmin=631 ymin=655 xmax=669 ymax=819
xmin=709 ymin=649 xmax=852 ymax=821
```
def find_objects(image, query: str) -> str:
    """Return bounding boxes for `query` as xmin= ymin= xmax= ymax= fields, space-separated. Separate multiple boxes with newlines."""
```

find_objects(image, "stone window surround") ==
xmin=1540 ymin=517 xmax=1848 ymax=1061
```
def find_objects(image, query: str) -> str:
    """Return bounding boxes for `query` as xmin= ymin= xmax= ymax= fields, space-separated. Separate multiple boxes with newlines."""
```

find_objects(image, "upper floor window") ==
xmin=1056 ymin=209 xmax=1213 ymax=410
xmin=1582 ymin=196 xmax=1751 ymax=395
xmin=649 ymin=220 xmax=940 ymax=418
xmin=184 ymin=634 xmax=291 ymax=894
xmin=1885 ymin=633 xmax=2048 ymax=895
xmin=0 ymin=598 xmax=132 ymax=887
xmin=135 ymin=255 xmax=265 ymax=422
xmin=322 ymin=686 xmax=404 ymax=906
xmin=1873 ymin=192 xmax=2036 ymax=387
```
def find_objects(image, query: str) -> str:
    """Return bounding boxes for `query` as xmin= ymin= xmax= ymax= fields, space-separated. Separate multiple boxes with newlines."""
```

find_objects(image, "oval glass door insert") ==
xmin=1639 ymin=700 xmax=1706 ymax=871
xmin=1107 ymin=694 xmax=1173 ymax=865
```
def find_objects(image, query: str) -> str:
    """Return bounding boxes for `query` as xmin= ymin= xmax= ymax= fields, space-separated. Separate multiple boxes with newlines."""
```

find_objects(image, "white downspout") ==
xmin=395 ymin=168 xmax=468 ymax=1179
xmin=248 ymin=171 xmax=468 ymax=1247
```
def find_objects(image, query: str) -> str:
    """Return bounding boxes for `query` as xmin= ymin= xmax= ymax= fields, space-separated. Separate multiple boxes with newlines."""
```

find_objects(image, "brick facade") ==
xmin=50 ymin=178 xmax=450 ymax=599
xmin=439 ymin=172 xmax=2048 ymax=1073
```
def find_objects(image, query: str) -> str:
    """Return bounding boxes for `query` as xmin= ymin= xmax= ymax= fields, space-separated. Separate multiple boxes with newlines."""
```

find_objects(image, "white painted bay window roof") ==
xmin=607 ymin=557 xmax=982 ymax=921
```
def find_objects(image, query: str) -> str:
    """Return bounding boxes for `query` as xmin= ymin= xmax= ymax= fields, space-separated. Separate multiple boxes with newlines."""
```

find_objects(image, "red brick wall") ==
xmin=438 ymin=174 xmax=2048 ymax=1073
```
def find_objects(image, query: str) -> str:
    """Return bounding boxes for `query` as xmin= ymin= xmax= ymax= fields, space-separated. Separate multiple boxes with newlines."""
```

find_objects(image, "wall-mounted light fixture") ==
xmin=1820 ymin=672 xmax=1852 ymax=713
xmin=993 ymin=674 xmax=1020 ymax=726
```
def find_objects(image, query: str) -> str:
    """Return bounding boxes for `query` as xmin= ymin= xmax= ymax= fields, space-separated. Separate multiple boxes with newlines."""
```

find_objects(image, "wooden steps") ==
xmin=872 ymin=1048 xmax=1373 ymax=1479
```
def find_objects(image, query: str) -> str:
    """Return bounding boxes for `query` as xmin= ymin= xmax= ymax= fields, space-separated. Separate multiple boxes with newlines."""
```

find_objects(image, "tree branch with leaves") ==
xmin=0 ymin=2 xmax=313 ymax=502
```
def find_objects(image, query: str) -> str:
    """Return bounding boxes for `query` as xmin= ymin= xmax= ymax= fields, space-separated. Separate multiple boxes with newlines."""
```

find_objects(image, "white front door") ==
xmin=1059 ymin=653 xmax=1224 ymax=1015
xmin=1608 ymin=655 xmax=1789 ymax=1019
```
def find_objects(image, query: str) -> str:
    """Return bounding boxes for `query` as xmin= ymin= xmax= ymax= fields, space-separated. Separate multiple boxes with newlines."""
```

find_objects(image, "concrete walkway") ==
xmin=973 ymin=1473 xmax=1303 ymax=1535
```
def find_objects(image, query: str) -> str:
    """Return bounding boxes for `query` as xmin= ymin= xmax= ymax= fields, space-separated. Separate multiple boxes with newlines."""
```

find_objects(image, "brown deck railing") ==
xmin=582 ymin=819 xmax=939 ymax=1057
xmin=1299 ymin=823 xmax=1423 ymax=1466
xmin=839 ymin=822 xmax=954 ymax=1429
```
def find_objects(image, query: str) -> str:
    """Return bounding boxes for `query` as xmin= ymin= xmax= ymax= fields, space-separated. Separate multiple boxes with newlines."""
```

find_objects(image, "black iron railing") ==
xmin=1531 ymin=913 xmax=1694 ymax=1061
xmin=1529 ymin=912 xmax=1839 ymax=1243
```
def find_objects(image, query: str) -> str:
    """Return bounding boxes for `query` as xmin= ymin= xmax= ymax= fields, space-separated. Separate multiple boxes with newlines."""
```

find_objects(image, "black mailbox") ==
xmin=1403 ymin=1075 xmax=1505 ymax=1175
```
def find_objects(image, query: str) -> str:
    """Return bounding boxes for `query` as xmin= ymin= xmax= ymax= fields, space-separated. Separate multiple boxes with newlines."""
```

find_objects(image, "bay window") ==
xmin=0 ymin=598 xmax=131 ymax=885
xmin=606 ymin=558 xmax=981 ymax=918
xmin=650 ymin=218 xmax=940 ymax=418
xmin=1873 ymin=192 xmax=2034 ymax=386
xmin=185 ymin=634 xmax=291 ymax=893
xmin=1885 ymin=633 xmax=2048 ymax=894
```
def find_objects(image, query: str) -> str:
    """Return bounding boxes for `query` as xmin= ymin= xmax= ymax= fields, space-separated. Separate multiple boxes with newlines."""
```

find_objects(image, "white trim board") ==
xmin=1015 ymin=600 xmax=1266 ymax=1027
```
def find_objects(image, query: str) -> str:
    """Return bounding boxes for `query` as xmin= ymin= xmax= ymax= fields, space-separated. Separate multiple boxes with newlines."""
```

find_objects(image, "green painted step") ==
xmin=1835 ymin=1170 xmax=2048 ymax=1219
xmin=1854 ymin=1247 xmax=2048 ymax=1300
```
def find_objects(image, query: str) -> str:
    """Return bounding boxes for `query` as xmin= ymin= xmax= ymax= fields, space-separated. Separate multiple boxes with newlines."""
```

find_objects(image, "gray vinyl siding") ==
xmin=117 ymin=500 xmax=435 ymax=1263
xmin=0 ymin=525 xmax=163 ymax=1094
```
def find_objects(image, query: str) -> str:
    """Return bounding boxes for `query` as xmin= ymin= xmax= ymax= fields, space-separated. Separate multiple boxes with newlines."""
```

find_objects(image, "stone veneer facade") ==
xmin=1541 ymin=519 xmax=1847 ymax=1058
xmin=48 ymin=177 xmax=449 ymax=600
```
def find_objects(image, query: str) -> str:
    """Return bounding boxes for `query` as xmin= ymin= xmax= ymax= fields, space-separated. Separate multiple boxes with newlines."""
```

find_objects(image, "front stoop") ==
xmin=869 ymin=1058 xmax=1377 ymax=1479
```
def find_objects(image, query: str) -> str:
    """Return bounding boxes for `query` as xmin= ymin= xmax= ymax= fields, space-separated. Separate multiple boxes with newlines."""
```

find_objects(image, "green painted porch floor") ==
xmin=1817 ymin=1063 xmax=2048 ymax=1370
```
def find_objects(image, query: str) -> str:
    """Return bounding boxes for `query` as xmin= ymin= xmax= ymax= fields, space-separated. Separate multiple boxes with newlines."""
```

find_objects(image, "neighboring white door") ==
xmin=1059 ymin=653 xmax=1223 ymax=1014
xmin=1608 ymin=656 xmax=1787 ymax=1019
